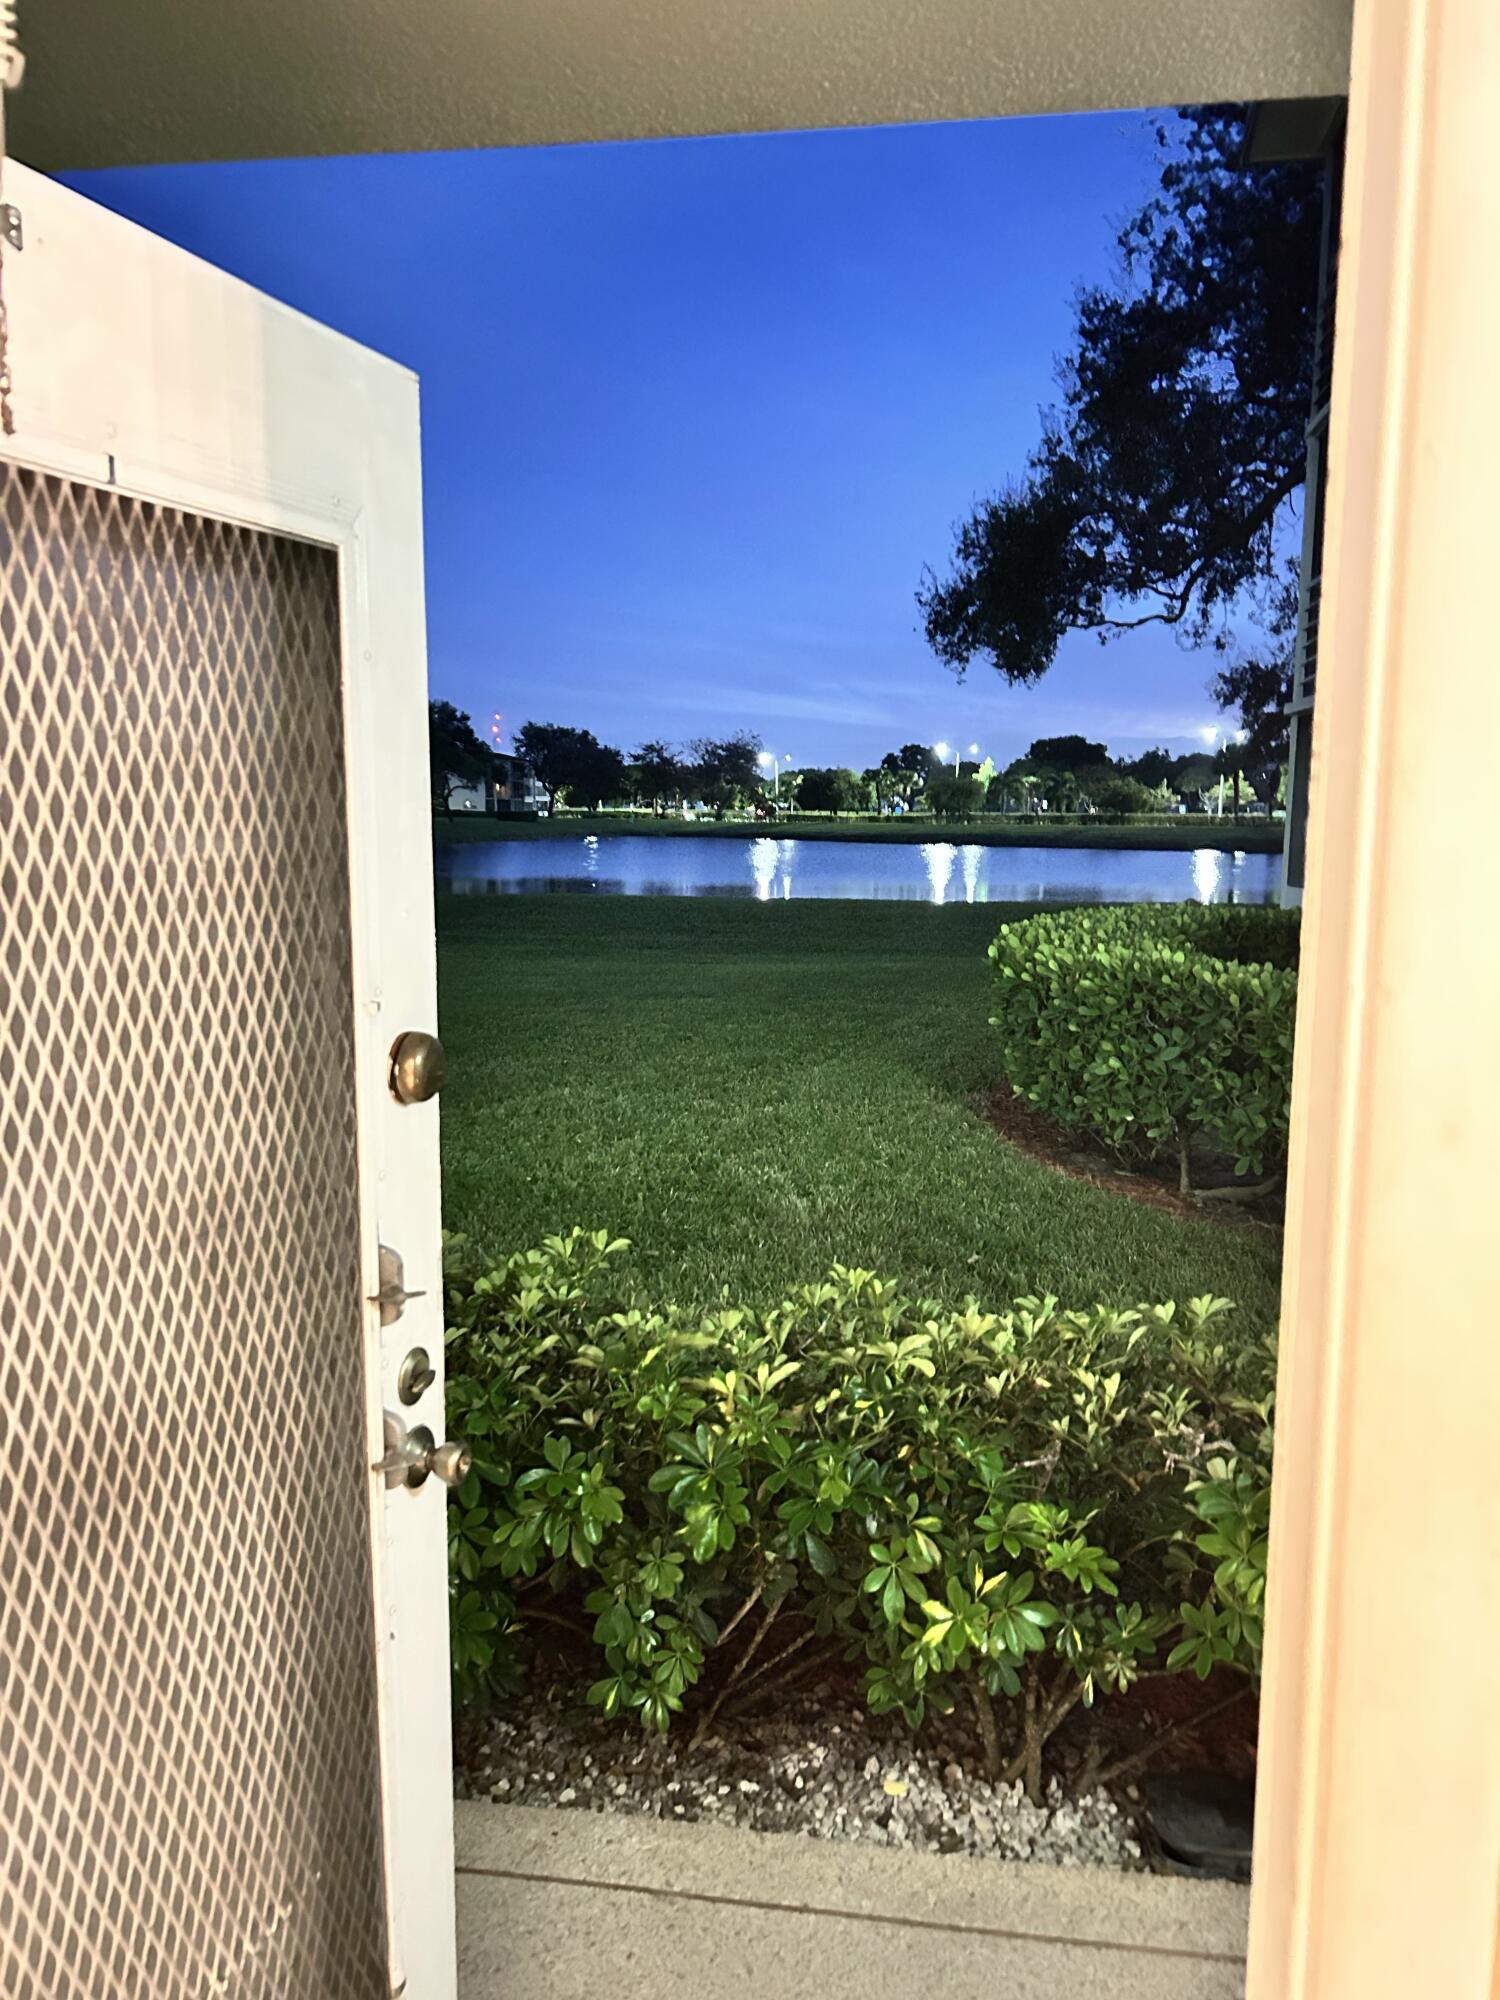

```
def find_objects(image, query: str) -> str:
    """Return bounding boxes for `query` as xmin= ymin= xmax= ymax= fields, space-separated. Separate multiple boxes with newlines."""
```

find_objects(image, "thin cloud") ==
xmin=650 ymin=682 xmax=901 ymax=730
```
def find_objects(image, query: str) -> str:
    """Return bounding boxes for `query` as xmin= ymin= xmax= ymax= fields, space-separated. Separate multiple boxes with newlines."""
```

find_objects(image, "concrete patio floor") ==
xmin=455 ymin=1800 xmax=1250 ymax=1999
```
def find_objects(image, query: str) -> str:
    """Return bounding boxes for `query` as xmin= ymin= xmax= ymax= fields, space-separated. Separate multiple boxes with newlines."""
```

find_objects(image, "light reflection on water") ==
xmin=437 ymin=835 xmax=1279 ymax=906
xmin=749 ymin=837 xmax=793 ymax=901
xmin=922 ymin=843 xmax=957 ymax=904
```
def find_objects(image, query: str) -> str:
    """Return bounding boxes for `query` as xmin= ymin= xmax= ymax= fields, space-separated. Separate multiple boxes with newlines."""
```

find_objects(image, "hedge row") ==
xmin=988 ymin=906 xmax=1299 ymax=1194
xmin=445 ymin=1229 xmax=1272 ymax=1795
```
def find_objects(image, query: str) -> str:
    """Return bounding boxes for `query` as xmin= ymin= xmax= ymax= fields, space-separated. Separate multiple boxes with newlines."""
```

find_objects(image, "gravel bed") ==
xmin=455 ymin=1684 xmax=1144 ymax=1870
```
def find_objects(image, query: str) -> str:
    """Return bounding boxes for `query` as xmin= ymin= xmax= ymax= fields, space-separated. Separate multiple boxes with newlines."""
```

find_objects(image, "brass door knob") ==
xmin=389 ymin=1030 xmax=445 ymax=1104
xmin=429 ymin=1439 xmax=473 ymax=1488
xmin=381 ymin=1414 xmax=472 ymax=1491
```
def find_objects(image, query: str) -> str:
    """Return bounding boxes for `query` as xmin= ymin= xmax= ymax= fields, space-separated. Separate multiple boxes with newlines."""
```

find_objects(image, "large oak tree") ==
xmin=689 ymin=734 xmax=764 ymax=818
xmin=428 ymin=700 xmax=492 ymax=814
xmin=917 ymin=108 xmax=1324 ymax=717
xmin=516 ymin=721 xmax=629 ymax=813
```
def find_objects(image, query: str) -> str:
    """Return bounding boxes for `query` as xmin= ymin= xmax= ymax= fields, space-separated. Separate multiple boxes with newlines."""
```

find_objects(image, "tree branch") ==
xmin=1072 ymin=463 xmax=1304 ymax=639
xmin=731 ymin=1624 xmax=816 ymax=1701
xmin=690 ymin=1600 xmax=781 ymax=1750
xmin=714 ymin=1581 xmax=764 ymax=1649
xmin=1192 ymin=1173 xmax=1283 ymax=1205
xmin=970 ymin=1672 xmax=1003 ymax=1781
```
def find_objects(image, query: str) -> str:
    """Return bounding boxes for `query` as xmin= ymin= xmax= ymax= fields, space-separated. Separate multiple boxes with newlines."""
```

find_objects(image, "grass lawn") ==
xmin=433 ymin=812 xmax=1282 ymax=854
xmin=436 ymin=895 xmax=1283 ymax=1332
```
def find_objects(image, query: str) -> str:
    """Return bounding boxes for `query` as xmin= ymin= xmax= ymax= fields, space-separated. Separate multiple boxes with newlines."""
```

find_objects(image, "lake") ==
xmin=435 ymin=835 xmax=1281 ymax=905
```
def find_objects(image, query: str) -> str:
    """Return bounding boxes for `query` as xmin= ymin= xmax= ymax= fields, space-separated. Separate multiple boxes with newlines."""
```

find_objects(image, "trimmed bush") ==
xmin=926 ymin=773 xmax=986 ymax=821
xmin=445 ymin=1229 xmax=1272 ymax=1796
xmin=988 ymin=906 xmax=1299 ymax=1193
xmin=1079 ymin=773 xmax=1170 ymax=817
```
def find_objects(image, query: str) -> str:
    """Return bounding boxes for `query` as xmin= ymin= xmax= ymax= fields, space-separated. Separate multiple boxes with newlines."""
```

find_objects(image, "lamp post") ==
xmin=756 ymin=750 xmax=794 ymax=798
xmin=934 ymin=739 xmax=980 ymax=776
xmin=1199 ymin=725 xmax=1249 ymax=817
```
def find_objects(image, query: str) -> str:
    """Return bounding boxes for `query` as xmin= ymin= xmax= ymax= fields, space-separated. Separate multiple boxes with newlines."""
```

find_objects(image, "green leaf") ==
xmin=803 ymin=1531 xmax=837 ymax=1579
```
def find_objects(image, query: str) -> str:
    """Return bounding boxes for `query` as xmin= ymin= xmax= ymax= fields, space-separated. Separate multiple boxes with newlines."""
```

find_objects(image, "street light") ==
xmin=934 ymin=739 xmax=978 ymax=775
xmin=1199 ymin=724 xmax=1248 ymax=817
xmin=757 ymin=750 xmax=793 ymax=797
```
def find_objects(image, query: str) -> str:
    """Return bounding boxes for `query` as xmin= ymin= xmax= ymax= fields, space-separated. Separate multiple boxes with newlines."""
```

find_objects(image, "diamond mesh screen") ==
xmin=0 ymin=467 xmax=389 ymax=1999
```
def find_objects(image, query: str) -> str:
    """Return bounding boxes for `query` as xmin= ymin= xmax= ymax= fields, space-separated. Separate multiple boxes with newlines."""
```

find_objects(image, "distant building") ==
xmin=447 ymin=751 xmax=548 ymax=816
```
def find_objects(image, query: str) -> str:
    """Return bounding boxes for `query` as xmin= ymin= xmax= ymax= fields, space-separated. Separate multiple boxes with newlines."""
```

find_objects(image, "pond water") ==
xmin=435 ymin=835 xmax=1280 ymax=905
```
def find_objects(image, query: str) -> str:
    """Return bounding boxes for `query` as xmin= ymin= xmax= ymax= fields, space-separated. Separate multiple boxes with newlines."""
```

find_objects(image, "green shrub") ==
xmin=445 ymin=1229 xmax=1273 ymax=1795
xmin=1079 ymin=773 xmax=1169 ymax=817
xmin=989 ymin=906 xmax=1299 ymax=1194
xmin=926 ymin=773 xmax=986 ymax=821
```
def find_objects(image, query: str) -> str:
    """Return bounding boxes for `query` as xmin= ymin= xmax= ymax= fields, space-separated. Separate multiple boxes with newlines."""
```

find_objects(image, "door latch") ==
xmin=370 ymin=1244 xmax=426 ymax=1325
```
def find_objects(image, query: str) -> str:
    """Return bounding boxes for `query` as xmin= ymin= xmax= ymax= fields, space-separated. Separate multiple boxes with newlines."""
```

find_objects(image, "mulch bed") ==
xmin=979 ymin=1081 xmax=1283 ymax=1231
xmin=1056 ymin=1666 xmax=1260 ymax=1785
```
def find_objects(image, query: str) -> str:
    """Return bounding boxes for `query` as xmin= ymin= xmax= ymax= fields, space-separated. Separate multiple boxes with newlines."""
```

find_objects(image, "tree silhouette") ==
xmin=516 ymin=721 xmax=628 ymax=813
xmin=428 ymin=700 xmax=491 ymax=815
xmin=918 ymin=108 xmax=1323 ymax=686
xmin=633 ymin=741 xmax=688 ymax=815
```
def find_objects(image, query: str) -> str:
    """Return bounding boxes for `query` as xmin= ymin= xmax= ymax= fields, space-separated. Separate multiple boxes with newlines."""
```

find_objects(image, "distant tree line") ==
xmin=428 ymin=711 xmax=768 ymax=819
xmin=524 ymin=729 xmax=765 ymax=819
xmin=992 ymin=733 xmax=1277 ymax=817
xmin=430 ymin=704 xmax=1271 ymax=822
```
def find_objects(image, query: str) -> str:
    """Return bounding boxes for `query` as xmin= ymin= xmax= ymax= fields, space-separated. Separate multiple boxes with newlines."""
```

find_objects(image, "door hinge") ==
xmin=0 ymin=204 xmax=20 ymax=252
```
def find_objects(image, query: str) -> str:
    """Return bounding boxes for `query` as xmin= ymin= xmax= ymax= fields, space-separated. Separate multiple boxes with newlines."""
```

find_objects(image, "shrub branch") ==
xmin=690 ymin=1600 xmax=781 ymax=1749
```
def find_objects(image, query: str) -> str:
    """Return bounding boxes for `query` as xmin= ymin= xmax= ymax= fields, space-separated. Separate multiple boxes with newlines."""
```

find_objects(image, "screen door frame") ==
xmin=0 ymin=162 xmax=456 ymax=1999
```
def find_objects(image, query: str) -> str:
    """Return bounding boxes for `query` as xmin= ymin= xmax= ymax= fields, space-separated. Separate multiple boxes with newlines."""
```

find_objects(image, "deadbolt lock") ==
xmin=397 ymin=1346 xmax=437 ymax=1405
xmin=388 ymin=1030 xmax=445 ymax=1105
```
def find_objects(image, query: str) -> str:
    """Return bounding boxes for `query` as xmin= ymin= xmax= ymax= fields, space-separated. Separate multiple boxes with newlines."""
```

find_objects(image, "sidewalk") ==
xmin=455 ymin=1801 xmax=1250 ymax=1999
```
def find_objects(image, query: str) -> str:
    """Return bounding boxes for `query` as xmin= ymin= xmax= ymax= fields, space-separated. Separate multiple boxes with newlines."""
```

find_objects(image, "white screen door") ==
xmin=0 ymin=166 xmax=456 ymax=1998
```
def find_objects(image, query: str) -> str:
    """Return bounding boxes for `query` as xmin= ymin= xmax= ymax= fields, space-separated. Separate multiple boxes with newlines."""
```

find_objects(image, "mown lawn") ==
xmin=436 ymin=895 xmax=1283 ymax=1329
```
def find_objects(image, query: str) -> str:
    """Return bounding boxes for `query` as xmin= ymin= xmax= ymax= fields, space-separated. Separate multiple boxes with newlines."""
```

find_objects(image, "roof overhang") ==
xmin=13 ymin=0 xmax=1352 ymax=172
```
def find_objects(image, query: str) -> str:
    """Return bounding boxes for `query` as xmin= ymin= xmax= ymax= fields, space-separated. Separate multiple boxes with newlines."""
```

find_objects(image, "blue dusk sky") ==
xmin=65 ymin=113 xmax=1247 ymax=772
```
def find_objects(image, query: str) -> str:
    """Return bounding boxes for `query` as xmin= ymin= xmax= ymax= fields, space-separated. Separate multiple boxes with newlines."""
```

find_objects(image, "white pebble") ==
xmin=457 ymin=1693 xmax=1144 ymax=1873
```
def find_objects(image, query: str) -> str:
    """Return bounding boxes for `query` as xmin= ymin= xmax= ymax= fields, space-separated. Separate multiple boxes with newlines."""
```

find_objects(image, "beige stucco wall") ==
xmin=17 ymin=0 xmax=1351 ymax=170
